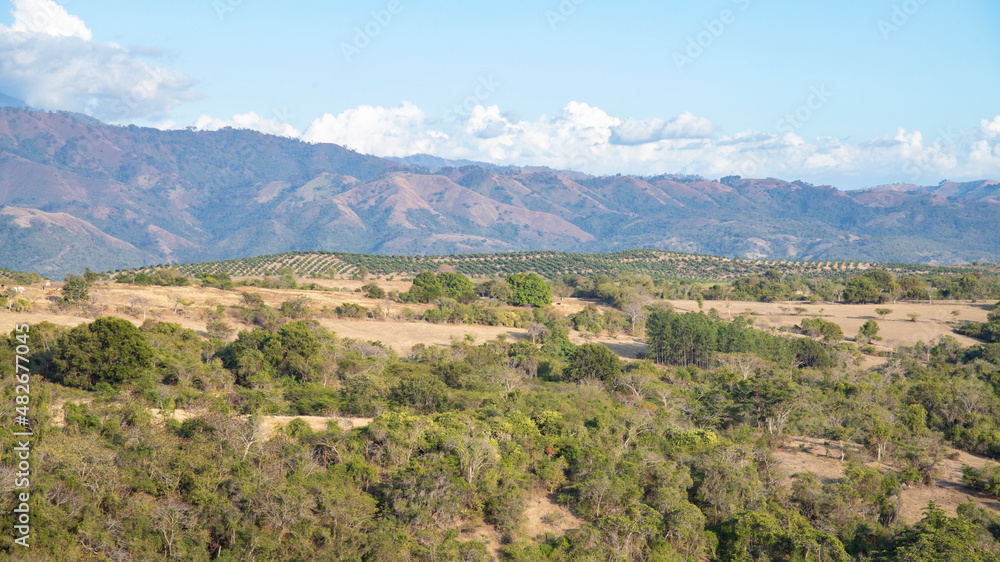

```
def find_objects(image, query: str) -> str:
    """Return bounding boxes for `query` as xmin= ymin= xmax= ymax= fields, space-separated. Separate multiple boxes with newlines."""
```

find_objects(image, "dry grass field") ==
xmin=2 ymin=282 xmax=991 ymax=357
xmin=671 ymin=297 xmax=992 ymax=349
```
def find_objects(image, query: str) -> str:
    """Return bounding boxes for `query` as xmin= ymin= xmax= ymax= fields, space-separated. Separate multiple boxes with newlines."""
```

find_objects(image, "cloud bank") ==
xmin=208 ymin=100 xmax=1000 ymax=187
xmin=0 ymin=0 xmax=198 ymax=121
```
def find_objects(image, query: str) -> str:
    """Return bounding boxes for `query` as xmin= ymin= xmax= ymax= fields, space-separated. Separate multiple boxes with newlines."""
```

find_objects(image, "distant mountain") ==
xmin=0 ymin=93 xmax=26 ymax=108
xmin=385 ymin=153 xmax=497 ymax=171
xmin=0 ymin=107 xmax=998 ymax=276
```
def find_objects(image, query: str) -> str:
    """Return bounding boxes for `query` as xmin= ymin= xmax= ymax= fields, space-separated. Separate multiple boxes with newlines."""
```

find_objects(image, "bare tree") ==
xmin=128 ymin=294 xmax=151 ymax=319
xmin=622 ymin=293 xmax=653 ymax=335
xmin=448 ymin=435 xmax=499 ymax=484
xmin=89 ymin=290 xmax=109 ymax=314
xmin=212 ymin=413 xmax=264 ymax=460
xmin=716 ymin=353 xmax=764 ymax=381
xmin=491 ymin=367 xmax=524 ymax=392
xmin=617 ymin=371 xmax=655 ymax=398
xmin=153 ymin=499 xmax=192 ymax=559
xmin=526 ymin=322 xmax=549 ymax=344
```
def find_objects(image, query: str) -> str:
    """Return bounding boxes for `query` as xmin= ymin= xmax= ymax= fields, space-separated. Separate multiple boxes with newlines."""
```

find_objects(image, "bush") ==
xmin=206 ymin=319 xmax=234 ymax=340
xmin=962 ymin=462 xmax=1000 ymax=498
xmin=361 ymin=283 xmax=386 ymax=300
xmin=565 ymin=343 xmax=622 ymax=383
xmin=336 ymin=303 xmax=368 ymax=319
xmin=280 ymin=296 xmax=313 ymax=319
xmin=10 ymin=297 xmax=30 ymax=312
xmin=53 ymin=317 xmax=154 ymax=389
xmin=390 ymin=374 xmax=449 ymax=414
xmin=799 ymin=317 xmax=844 ymax=343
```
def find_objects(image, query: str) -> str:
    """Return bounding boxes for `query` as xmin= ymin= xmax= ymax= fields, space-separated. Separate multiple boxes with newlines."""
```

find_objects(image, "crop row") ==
xmin=101 ymin=249 xmax=994 ymax=283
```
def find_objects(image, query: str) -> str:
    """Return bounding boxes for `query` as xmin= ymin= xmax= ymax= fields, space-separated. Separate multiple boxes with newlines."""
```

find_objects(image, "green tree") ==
xmin=437 ymin=272 xmax=476 ymax=302
xmin=565 ymin=343 xmax=621 ymax=383
xmin=505 ymin=273 xmax=552 ymax=307
xmin=843 ymin=276 xmax=881 ymax=303
xmin=859 ymin=319 xmax=880 ymax=341
xmin=62 ymin=273 xmax=91 ymax=303
xmin=478 ymin=278 xmax=512 ymax=302
xmin=264 ymin=321 xmax=322 ymax=381
xmin=409 ymin=271 xmax=442 ymax=303
xmin=53 ymin=317 xmax=153 ymax=389
xmin=799 ymin=317 xmax=844 ymax=343
xmin=862 ymin=269 xmax=895 ymax=291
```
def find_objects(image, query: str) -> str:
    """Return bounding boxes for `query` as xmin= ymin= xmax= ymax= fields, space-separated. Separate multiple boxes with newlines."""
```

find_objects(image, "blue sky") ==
xmin=1 ymin=0 xmax=999 ymax=187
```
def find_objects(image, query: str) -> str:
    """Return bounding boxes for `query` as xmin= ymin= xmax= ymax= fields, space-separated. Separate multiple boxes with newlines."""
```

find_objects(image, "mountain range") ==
xmin=1 ymin=107 xmax=998 ymax=277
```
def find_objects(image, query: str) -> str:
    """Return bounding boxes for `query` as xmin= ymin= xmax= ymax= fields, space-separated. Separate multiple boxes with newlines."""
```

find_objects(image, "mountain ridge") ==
xmin=0 ymin=108 xmax=998 ymax=276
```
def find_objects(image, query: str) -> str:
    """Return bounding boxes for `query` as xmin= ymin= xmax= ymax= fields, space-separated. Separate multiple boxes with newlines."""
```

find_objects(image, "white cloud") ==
xmin=191 ymin=99 xmax=1000 ymax=186
xmin=195 ymin=112 xmax=300 ymax=139
xmin=4 ymin=0 xmax=90 ymax=39
xmin=0 ymin=0 xmax=198 ymax=121
xmin=969 ymin=140 xmax=1000 ymax=173
xmin=464 ymin=107 xmax=1000 ymax=184
xmin=302 ymin=101 xmax=448 ymax=156
xmin=610 ymin=112 xmax=716 ymax=145
xmin=982 ymin=116 xmax=1000 ymax=139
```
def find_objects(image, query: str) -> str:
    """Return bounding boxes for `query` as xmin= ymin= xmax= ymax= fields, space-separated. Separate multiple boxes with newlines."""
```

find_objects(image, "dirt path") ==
xmin=776 ymin=436 xmax=1000 ymax=524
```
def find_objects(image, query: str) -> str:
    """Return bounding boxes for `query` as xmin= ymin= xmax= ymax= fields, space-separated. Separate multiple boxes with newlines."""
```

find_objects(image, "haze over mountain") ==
xmin=1 ymin=108 xmax=999 ymax=277
xmin=0 ymin=92 xmax=26 ymax=108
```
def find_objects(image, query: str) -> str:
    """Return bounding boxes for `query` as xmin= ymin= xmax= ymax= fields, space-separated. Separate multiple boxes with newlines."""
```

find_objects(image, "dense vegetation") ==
xmin=4 ymin=269 xmax=1000 ymax=559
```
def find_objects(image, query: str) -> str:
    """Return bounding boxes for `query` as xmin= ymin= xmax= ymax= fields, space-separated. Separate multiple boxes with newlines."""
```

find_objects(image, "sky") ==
xmin=0 ymin=0 xmax=998 ymax=188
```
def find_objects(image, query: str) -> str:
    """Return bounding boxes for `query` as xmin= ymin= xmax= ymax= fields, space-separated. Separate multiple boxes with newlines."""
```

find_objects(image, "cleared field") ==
xmin=669 ymin=298 xmax=992 ymax=349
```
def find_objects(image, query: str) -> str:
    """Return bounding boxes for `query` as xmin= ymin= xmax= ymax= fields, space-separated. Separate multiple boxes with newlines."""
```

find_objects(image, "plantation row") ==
xmin=103 ymin=249 xmax=995 ymax=282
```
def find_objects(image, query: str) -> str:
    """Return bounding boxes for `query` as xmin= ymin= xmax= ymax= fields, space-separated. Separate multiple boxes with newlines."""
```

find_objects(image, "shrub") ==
xmin=53 ymin=317 xmax=154 ymax=389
